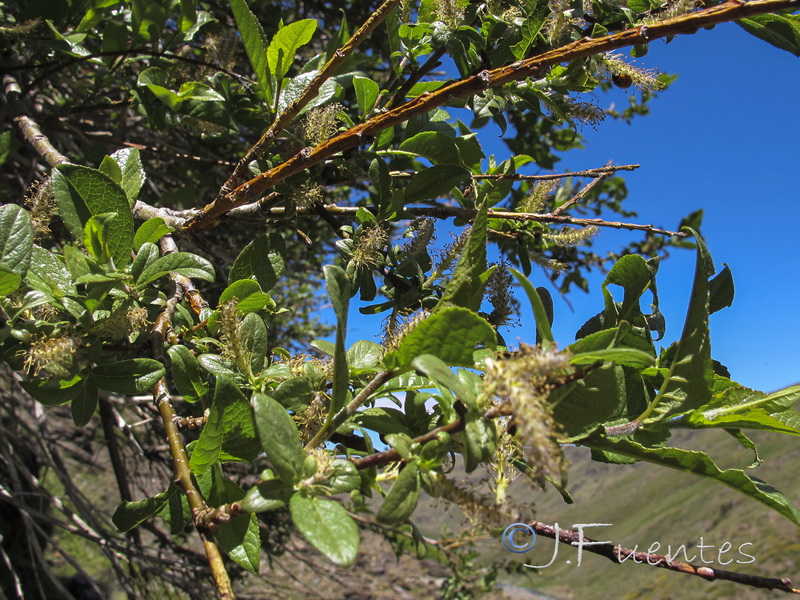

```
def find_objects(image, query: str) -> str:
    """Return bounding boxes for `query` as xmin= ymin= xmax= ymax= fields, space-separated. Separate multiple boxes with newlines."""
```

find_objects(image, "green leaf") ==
xmin=229 ymin=233 xmax=285 ymax=292
xmin=0 ymin=204 xmax=33 ymax=278
xmin=324 ymin=265 xmax=351 ymax=414
xmin=377 ymin=462 xmax=420 ymax=525
xmin=83 ymin=212 xmax=117 ymax=263
xmin=216 ymin=512 xmax=261 ymax=574
xmin=708 ymin=264 xmax=734 ymax=315
xmin=645 ymin=229 xmax=713 ymax=421
xmin=229 ymin=0 xmax=269 ymax=93
xmin=92 ymin=358 xmax=165 ymax=394
xmin=136 ymin=252 xmax=215 ymax=287
xmin=510 ymin=268 xmax=554 ymax=348
xmin=461 ymin=412 xmax=496 ymax=472
xmin=20 ymin=375 xmax=84 ymax=406
xmin=239 ymin=312 xmax=268 ymax=374
xmin=168 ymin=344 xmax=209 ymax=402
xmin=71 ymin=376 xmax=98 ymax=427
xmin=389 ymin=307 xmax=495 ymax=369
xmin=109 ymin=148 xmax=146 ymax=204
xmin=738 ymin=13 xmax=800 ymax=57
xmin=569 ymin=348 xmax=654 ymax=368
xmin=551 ymin=364 xmax=633 ymax=442
xmin=52 ymin=164 xmax=134 ymax=267
xmin=584 ymin=434 xmax=800 ymax=527
xmin=0 ymin=269 xmax=20 ymax=297
xmin=252 ymin=392 xmax=305 ymax=483
xmin=682 ymin=384 xmax=800 ymax=435
xmin=218 ymin=279 xmax=276 ymax=313
xmin=113 ymin=485 xmax=178 ymax=532
xmin=190 ymin=376 xmax=260 ymax=474
xmin=267 ymin=19 xmax=317 ymax=81
xmin=290 ymin=494 xmax=359 ymax=566
xmin=435 ymin=199 xmax=488 ymax=312
xmin=399 ymin=131 xmax=463 ymax=166
xmin=347 ymin=340 xmax=383 ymax=372
xmin=410 ymin=354 xmax=477 ymax=408
xmin=404 ymin=164 xmax=470 ymax=203
xmin=26 ymin=246 xmax=76 ymax=297
xmin=133 ymin=217 xmax=174 ymax=251
xmin=353 ymin=76 xmax=379 ymax=118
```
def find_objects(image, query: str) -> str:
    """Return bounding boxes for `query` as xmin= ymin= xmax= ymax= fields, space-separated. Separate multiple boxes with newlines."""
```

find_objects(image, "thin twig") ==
xmin=188 ymin=0 xmax=800 ymax=230
xmin=304 ymin=369 xmax=397 ymax=451
xmin=526 ymin=521 xmax=800 ymax=594
xmin=549 ymin=161 xmax=613 ymax=216
xmin=229 ymin=202 xmax=685 ymax=237
xmin=388 ymin=163 xmax=640 ymax=180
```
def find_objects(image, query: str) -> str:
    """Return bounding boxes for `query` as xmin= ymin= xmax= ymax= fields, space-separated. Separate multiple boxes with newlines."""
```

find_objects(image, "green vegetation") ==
xmin=2 ymin=0 xmax=800 ymax=598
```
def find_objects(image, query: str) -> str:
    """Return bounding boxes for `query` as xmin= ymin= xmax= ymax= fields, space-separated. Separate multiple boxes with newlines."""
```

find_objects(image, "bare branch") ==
xmin=527 ymin=521 xmax=800 ymax=594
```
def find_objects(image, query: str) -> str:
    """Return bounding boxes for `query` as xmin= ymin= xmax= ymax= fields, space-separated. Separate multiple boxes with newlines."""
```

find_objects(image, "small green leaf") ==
xmin=324 ymin=265 xmax=351 ymax=414
xmin=389 ymin=307 xmax=495 ymax=369
xmin=216 ymin=512 xmax=261 ymax=574
xmin=229 ymin=233 xmax=285 ymax=292
xmin=218 ymin=279 xmax=276 ymax=313
xmin=83 ymin=212 xmax=117 ymax=263
xmin=136 ymin=252 xmax=215 ymax=287
xmin=510 ymin=268 xmax=554 ymax=348
xmin=113 ymin=485 xmax=178 ymax=532
xmin=252 ymin=392 xmax=305 ymax=483
xmin=168 ymin=345 xmax=209 ymax=402
xmin=229 ymin=0 xmax=269 ymax=94
xmin=72 ymin=377 xmax=98 ymax=427
xmin=353 ymin=76 xmax=379 ymax=118
xmin=0 ymin=204 xmax=33 ymax=278
xmin=569 ymin=348 xmax=654 ymax=368
xmin=290 ymin=494 xmax=360 ymax=566
xmin=461 ymin=412 xmax=496 ymax=473
xmin=411 ymin=354 xmax=476 ymax=408
xmin=347 ymin=340 xmax=383 ymax=372
xmin=92 ymin=358 xmax=166 ymax=394
xmin=435 ymin=200 xmax=489 ymax=312
xmin=377 ymin=462 xmax=420 ymax=525
xmin=267 ymin=19 xmax=317 ymax=80
xmin=133 ymin=217 xmax=174 ymax=251
xmin=110 ymin=148 xmax=145 ymax=204
xmin=708 ymin=264 xmax=734 ymax=315
xmin=404 ymin=164 xmax=470 ymax=203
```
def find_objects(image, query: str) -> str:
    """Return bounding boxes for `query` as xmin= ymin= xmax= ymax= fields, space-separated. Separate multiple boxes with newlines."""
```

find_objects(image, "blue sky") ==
xmin=345 ymin=21 xmax=800 ymax=394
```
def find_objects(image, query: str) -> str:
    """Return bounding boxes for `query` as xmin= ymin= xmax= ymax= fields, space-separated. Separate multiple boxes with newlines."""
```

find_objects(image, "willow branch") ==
xmin=150 ymin=237 xmax=234 ymax=600
xmin=527 ymin=521 xmax=800 ymax=594
xmin=188 ymin=0 xmax=799 ymax=230
xmin=3 ymin=73 xmax=69 ymax=167
xmin=216 ymin=0 xmax=405 ymax=199
xmin=304 ymin=369 xmax=397 ymax=451
xmin=388 ymin=163 xmax=640 ymax=181
xmin=229 ymin=202 xmax=685 ymax=236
